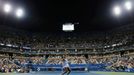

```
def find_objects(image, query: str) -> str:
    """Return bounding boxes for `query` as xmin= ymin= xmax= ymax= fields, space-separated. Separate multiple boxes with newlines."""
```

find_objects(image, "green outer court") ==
xmin=0 ymin=71 xmax=133 ymax=75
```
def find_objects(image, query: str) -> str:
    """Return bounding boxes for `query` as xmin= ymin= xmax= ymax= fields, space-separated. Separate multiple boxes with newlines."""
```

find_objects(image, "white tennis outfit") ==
xmin=62 ymin=59 xmax=70 ymax=68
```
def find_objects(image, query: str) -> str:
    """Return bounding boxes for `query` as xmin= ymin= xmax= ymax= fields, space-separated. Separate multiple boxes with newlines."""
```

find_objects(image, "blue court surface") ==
xmin=0 ymin=71 xmax=134 ymax=75
xmin=0 ymin=72 xmax=99 ymax=75
xmin=30 ymin=72 xmax=97 ymax=75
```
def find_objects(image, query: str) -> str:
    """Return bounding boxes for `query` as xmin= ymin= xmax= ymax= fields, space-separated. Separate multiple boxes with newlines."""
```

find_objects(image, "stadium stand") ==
xmin=0 ymin=24 xmax=134 ymax=73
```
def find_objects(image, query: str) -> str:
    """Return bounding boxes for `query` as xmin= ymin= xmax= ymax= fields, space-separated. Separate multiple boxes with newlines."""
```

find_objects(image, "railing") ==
xmin=21 ymin=63 xmax=134 ymax=72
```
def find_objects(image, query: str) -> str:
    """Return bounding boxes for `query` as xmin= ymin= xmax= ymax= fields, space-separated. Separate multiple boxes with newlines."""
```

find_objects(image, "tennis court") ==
xmin=0 ymin=71 xmax=133 ymax=75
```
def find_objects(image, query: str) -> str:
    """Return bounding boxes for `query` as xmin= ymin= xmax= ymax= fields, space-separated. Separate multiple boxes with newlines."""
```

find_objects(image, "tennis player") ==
xmin=61 ymin=58 xmax=71 ymax=75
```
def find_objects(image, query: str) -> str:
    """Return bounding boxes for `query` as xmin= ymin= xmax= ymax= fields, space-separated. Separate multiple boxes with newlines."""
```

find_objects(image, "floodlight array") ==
xmin=113 ymin=1 xmax=133 ymax=17
xmin=1 ymin=3 xmax=25 ymax=18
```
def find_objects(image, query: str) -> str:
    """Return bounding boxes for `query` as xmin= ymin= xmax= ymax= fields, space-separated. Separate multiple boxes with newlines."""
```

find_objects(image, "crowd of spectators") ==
xmin=0 ymin=30 xmax=133 ymax=55
xmin=46 ymin=55 xmax=86 ymax=65
xmin=0 ymin=52 xmax=133 ymax=73
xmin=0 ymin=57 xmax=29 ymax=73
xmin=87 ymin=54 xmax=134 ymax=71
xmin=0 ymin=27 xmax=133 ymax=51
xmin=0 ymin=24 xmax=134 ymax=73
xmin=13 ymin=51 xmax=133 ymax=72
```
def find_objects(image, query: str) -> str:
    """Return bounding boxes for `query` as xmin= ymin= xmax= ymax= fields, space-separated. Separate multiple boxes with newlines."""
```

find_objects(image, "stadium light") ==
xmin=3 ymin=3 xmax=12 ymax=13
xmin=15 ymin=8 xmax=24 ymax=18
xmin=113 ymin=6 xmax=121 ymax=16
xmin=125 ymin=1 xmax=132 ymax=10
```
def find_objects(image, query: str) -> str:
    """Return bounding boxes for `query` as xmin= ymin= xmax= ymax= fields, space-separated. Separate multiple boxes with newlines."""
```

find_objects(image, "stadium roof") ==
xmin=0 ymin=0 xmax=134 ymax=32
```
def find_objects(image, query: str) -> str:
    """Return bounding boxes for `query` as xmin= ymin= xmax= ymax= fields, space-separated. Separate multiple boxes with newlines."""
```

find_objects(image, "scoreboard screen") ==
xmin=62 ymin=23 xmax=74 ymax=31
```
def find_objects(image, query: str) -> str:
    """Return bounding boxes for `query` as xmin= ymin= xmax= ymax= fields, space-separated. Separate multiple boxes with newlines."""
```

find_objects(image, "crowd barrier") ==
xmin=22 ymin=64 xmax=134 ymax=72
xmin=31 ymin=64 xmax=88 ymax=71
